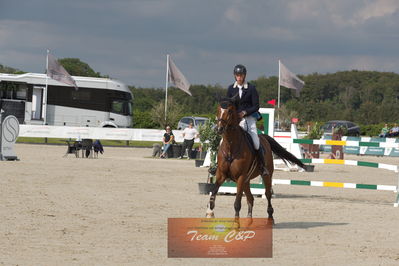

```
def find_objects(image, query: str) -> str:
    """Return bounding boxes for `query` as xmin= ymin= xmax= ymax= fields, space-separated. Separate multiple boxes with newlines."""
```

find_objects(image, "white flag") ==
xmin=168 ymin=56 xmax=191 ymax=96
xmin=47 ymin=53 xmax=78 ymax=90
xmin=279 ymin=61 xmax=304 ymax=96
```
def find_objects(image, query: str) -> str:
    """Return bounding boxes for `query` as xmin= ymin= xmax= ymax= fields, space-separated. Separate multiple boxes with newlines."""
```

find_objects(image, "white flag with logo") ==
xmin=47 ymin=53 xmax=78 ymax=90
xmin=279 ymin=61 xmax=304 ymax=96
xmin=168 ymin=56 xmax=191 ymax=96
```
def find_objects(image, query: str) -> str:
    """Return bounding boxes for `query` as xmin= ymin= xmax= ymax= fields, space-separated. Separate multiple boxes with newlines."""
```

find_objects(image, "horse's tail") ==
xmin=262 ymin=134 xmax=306 ymax=170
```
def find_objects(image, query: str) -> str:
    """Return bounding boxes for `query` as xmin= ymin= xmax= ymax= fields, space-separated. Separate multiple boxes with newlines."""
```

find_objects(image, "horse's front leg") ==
xmin=233 ymin=175 xmax=246 ymax=219
xmin=243 ymin=182 xmax=254 ymax=218
xmin=206 ymin=169 xmax=226 ymax=218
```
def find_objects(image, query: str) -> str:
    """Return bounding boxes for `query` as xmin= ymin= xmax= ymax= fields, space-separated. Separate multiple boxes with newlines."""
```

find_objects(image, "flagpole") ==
xmin=164 ymin=54 xmax=169 ymax=121
xmin=43 ymin=49 xmax=49 ymax=125
xmin=277 ymin=60 xmax=281 ymax=130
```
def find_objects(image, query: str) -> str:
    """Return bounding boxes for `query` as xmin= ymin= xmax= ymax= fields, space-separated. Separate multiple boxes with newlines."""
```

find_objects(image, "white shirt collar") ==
xmin=233 ymin=82 xmax=248 ymax=89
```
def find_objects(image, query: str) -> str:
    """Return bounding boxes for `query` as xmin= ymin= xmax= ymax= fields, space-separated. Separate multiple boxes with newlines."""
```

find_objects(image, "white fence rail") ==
xmin=18 ymin=125 xmax=197 ymax=143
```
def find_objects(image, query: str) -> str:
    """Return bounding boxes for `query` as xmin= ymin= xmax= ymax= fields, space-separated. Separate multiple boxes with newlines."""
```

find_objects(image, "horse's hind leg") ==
xmin=243 ymin=182 xmax=254 ymax=218
xmin=262 ymin=174 xmax=274 ymax=220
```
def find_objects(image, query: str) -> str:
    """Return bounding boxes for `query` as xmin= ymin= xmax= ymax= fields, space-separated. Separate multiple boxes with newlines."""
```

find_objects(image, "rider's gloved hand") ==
xmin=238 ymin=110 xmax=247 ymax=119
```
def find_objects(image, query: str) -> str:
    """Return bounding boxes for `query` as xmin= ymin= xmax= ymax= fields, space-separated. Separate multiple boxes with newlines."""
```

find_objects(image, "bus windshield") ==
xmin=111 ymin=100 xmax=132 ymax=116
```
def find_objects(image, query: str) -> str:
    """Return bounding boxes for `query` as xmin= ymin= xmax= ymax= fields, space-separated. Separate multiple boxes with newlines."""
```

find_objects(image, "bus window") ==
xmin=0 ymin=82 xmax=23 ymax=99
xmin=71 ymin=90 xmax=91 ymax=101
xmin=124 ymin=101 xmax=132 ymax=116
xmin=112 ymin=100 xmax=132 ymax=116
xmin=112 ymin=100 xmax=123 ymax=114
xmin=16 ymin=89 xmax=27 ymax=100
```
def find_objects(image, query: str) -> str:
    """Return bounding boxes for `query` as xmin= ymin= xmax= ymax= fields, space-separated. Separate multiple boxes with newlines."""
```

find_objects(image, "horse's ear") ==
xmin=231 ymin=93 xmax=240 ymax=108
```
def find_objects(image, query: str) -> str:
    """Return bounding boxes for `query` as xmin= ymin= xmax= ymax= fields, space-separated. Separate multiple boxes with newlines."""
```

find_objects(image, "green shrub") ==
xmin=303 ymin=122 xmax=323 ymax=139
xmin=199 ymin=118 xmax=220 ymax=153
xmin=199 ymin=118 xmax=221 ymax=179
xmin=359 ymin=123 xmax=385 ymax=137
xmin=133 ymin=110 xmax=159 ymax=129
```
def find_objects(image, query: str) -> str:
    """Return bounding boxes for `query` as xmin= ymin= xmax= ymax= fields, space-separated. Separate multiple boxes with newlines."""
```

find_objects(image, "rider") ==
xmin=227 ymin=64 xmax=269 ymax=176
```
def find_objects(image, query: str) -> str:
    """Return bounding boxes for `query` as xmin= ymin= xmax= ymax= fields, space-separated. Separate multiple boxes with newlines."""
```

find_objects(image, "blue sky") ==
xmin=1 ymin=0 xmax=399 ymax=87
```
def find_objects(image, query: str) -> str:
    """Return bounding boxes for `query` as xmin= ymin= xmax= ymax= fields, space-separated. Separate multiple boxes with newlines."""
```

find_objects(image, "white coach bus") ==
xmin=0 ymin=73 xmax=133 ymax=127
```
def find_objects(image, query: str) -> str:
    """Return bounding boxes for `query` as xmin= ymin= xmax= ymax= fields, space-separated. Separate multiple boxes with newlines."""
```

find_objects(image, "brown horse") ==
xmin=206 ymin=98 xmax=306 ymax=221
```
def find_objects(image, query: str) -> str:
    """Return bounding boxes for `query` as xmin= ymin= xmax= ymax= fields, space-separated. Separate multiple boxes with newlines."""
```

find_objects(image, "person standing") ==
xmin=179 ymin=123 xmax=199 ymax=159
xmin=226 ymin=64 xmax=268 ymax=175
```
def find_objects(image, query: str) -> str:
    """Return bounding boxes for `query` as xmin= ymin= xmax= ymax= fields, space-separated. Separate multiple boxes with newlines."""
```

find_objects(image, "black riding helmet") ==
xmin=233 ymin=64 xmax=247 ymax=75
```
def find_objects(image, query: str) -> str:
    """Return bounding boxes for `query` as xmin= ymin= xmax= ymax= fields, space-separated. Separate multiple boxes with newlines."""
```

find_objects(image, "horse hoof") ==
xmin=205 ymin=212 xmax=215 ymax=218
xmin=244 ymin=217 xmax=253 ymax=226
xmin=267 ymin=218 xmax=275 ymax=225
xmin=233 ymin=220 xmax=240 ymax=230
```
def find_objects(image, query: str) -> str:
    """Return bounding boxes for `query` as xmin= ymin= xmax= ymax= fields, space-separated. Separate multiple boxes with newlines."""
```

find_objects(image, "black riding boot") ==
xmin=257 ymin=147 xmax=270 ymax=176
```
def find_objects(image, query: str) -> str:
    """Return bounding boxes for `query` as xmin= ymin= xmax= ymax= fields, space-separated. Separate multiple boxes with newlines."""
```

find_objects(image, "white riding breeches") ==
xmin=239 ymin=116 xmax=260 ymax=150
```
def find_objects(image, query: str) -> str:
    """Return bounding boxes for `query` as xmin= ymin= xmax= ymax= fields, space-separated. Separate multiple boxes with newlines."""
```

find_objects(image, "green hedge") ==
xmin=359 ymin=123 xmax=398 ymax=137
xmin=133 ymin=110 xmax=159 ymax=129
xmin=298 ymin=122 xmax=396 ymax=138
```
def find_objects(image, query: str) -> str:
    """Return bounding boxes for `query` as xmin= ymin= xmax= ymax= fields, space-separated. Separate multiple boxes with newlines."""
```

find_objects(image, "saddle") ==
xmin=243 ymin=131 xmax=267 ymax=165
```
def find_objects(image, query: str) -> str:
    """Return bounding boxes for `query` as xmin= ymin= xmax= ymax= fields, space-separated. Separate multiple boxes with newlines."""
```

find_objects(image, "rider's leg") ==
xmin=256 ymin=145 xmax=269 ymax=176
xmin=244 ymin=116 xmax=269 ymax=176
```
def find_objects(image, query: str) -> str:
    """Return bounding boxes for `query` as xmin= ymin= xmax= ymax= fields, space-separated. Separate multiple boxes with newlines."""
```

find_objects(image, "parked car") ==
xmin=177 ymin=116 xmax=209 ymax=130
xmin=320 ymin=120 xmax=360 ymax=136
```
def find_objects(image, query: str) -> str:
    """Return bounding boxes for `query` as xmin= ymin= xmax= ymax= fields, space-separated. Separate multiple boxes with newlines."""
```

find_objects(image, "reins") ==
xmin=220 ymin=126 xmax=244 ymax=164
xmin=218 ymin=113 xmax=247 ymax=165
xmin=217 ymin=102 xmax=250 ymax=166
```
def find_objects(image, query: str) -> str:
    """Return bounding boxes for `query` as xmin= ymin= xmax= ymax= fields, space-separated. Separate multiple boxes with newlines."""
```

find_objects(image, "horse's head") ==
xmin=217 ymin=97 xmax=239 ymax=134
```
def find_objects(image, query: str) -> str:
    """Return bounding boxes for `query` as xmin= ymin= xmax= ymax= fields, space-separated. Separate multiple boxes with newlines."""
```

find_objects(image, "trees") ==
xmin=150 ymin=96 xmax=184 ymax=129
xmin=57 ymin=58 xmax=104 ymax=77
xmin=131 ymin=70 xmax=399 ymax=128
xmin=3 ymin=59 xmax=399 ymax=127
xmin=0 ymin=64 xmax=24 ymax=74
xmin=277 ymin=71 xmax=399 ymax=125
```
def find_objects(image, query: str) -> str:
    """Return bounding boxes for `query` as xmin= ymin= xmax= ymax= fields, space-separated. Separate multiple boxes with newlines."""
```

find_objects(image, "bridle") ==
xmin=217 ymin=117 xmax=232 ymax=134
xmin=217 ymin=103 xmax=244 ymax=164
xmin=217 ymin=104 xmax=238 ymax=134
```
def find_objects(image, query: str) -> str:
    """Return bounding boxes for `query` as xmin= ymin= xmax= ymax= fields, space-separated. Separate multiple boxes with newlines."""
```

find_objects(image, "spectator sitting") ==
xmin=160 ymin=126 xmax=174 ymax=158
xmin=379 ymin=124 xmax=389 ymax=138
xmin=388 ymin=123 xmax=399 ymax=137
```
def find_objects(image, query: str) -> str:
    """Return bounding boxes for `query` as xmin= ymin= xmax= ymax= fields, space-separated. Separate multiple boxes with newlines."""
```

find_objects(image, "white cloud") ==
xmin=285 ymin=0 xmax=399 ymax=27
xmin=2 ymin=0 xmax=399 ymax=87
xmin=286 ymin=0 xmax=323 ymax=20
xmin=353 ymin=0 xmax=399 ymax=24
xmin=224 ymin=6 xmax=242 ymax=23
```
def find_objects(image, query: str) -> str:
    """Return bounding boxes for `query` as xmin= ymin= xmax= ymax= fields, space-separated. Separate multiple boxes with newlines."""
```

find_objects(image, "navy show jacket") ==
xmin=226 ymin=82 xmax=260 ymax=116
